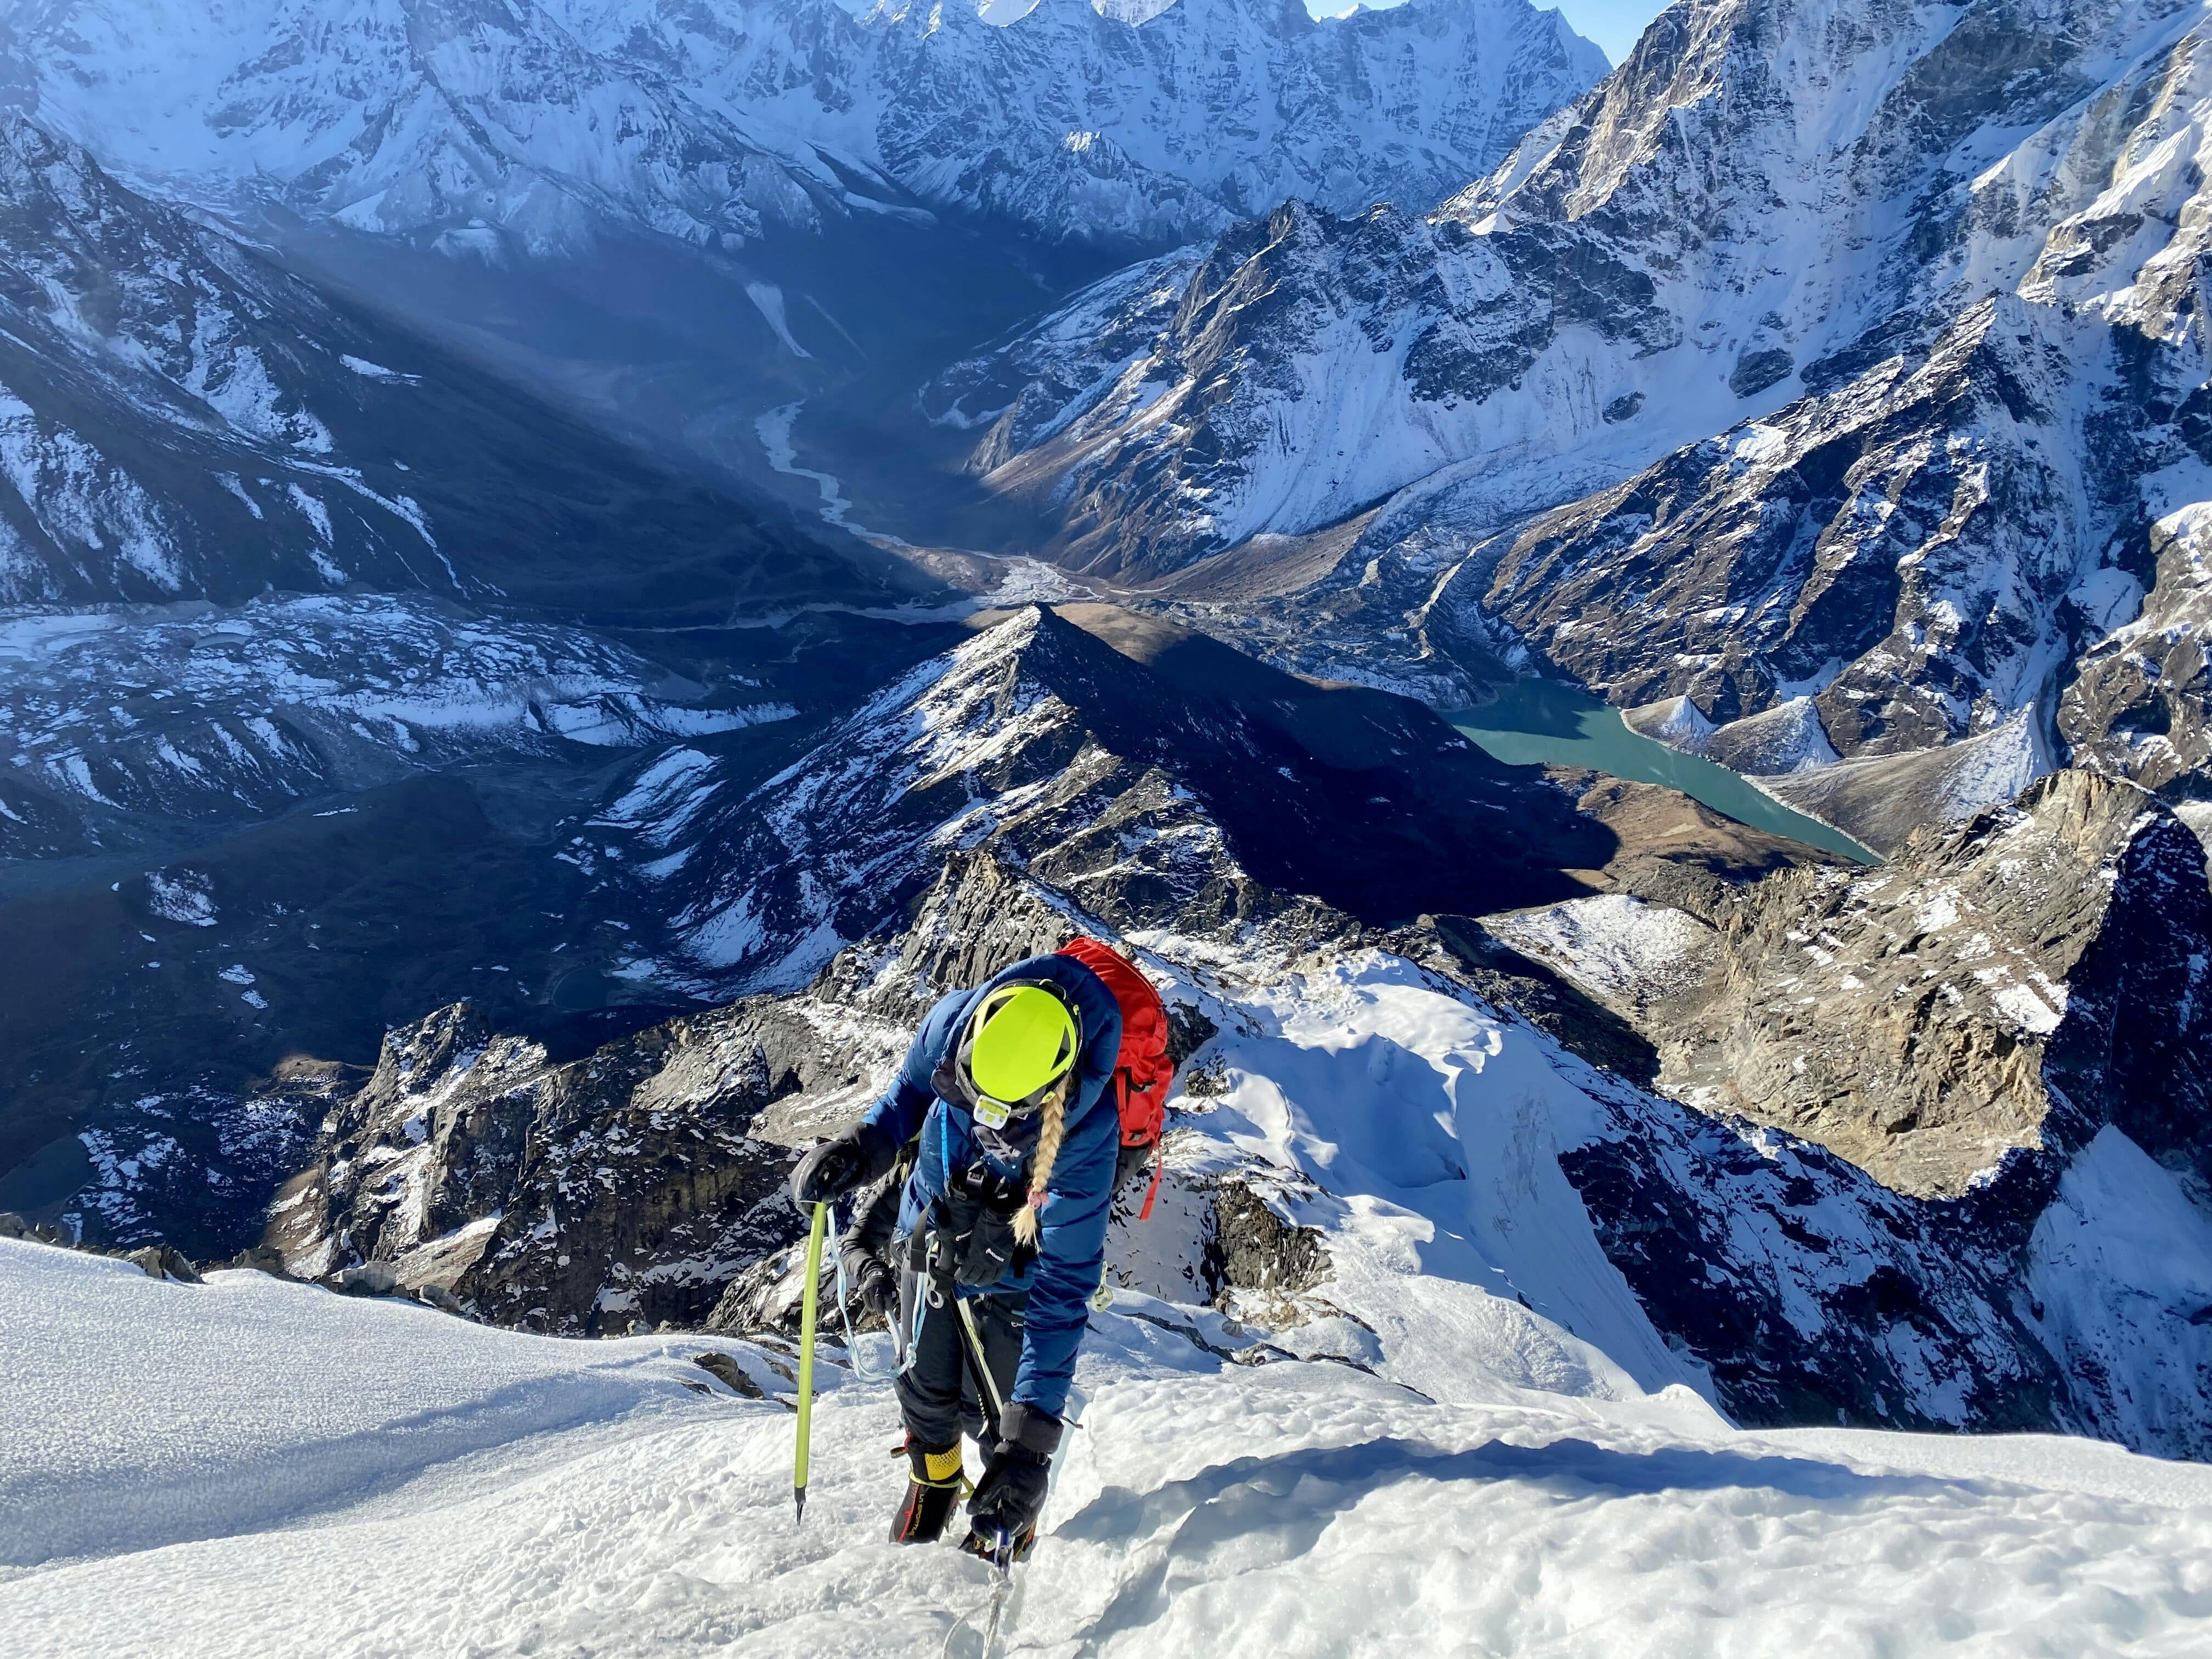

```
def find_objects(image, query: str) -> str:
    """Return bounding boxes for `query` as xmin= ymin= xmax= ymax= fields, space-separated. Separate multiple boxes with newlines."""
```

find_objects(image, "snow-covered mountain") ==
xmin=938 ymin=0 xmax=2212 ymax=837
xmin=1 ymin=0 xmax=1606 ymax=255
xmin=224 ymin=606 xmax=2212 ymax=1461
xmin=0 ymin=113 xmax=875 ymax=613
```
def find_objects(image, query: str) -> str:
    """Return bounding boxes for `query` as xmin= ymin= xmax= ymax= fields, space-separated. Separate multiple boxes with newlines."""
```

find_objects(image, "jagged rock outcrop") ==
xmin=595 ymin=603 xmax=1616 ymax=993
xmin=269 ymin=998 xmax=832 ymax=1330
xmin=1503 ymin=771 xmax=2212 ymax=1199
xmin=1652 ymin=771 xmax=2212 ymax=1199
xmin=275 ymin=842 xmax=1207 ymax=1333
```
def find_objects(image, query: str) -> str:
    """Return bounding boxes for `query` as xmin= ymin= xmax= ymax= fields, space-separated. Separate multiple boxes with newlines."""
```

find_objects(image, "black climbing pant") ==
xmin=895 ymin=1265 xmax=1026 ymax=1451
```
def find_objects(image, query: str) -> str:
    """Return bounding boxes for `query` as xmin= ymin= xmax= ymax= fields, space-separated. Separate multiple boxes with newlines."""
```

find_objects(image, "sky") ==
xmin=1304 ymin=0 xmax=1666 ymax=65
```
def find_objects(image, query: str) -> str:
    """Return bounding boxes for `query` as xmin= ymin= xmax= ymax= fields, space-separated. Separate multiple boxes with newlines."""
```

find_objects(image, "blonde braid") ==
xmin=1012 ymin=1078 xmax=1070 ymax=1249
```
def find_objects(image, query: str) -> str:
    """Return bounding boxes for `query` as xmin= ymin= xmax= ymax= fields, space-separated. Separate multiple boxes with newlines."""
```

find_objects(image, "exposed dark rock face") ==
xmin=1556 ymin=1073 xmax=2075 ymax=1439
xmin=600 ymin=605 xmax=1617 ymax=994
xmin=1650 ymin=770 xmax=2212 ymax=1199
xmin=270 ymin=999 xmax=823 ymax=1332
xmin=2060 ymin=503 xmax=2212 ymax=796
xmin=1209 ymin=1176 xmax=1330 ymax=1302
xmin=120 ymin=1245 xmax=202 ymax=1285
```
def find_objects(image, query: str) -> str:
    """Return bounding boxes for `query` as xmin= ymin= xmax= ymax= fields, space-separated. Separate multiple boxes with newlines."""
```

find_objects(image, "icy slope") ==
xmin=8 ymin=1217 xmax=2212 ymax=1654
xmin=3 ymin=0 xmax=1605 ymax=255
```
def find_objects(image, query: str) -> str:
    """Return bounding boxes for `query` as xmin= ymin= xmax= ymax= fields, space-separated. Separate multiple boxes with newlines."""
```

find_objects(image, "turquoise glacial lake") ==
xmin=1447 ymin=680 xmax=1878 ymax=864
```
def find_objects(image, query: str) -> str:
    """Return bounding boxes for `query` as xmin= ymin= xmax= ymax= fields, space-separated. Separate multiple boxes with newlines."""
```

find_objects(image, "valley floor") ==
xmin=5 ymin=1238 xmax=2210 ymax=1657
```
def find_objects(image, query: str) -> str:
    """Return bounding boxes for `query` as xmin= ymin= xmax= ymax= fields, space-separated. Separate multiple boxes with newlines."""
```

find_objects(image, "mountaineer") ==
xmin=790 ymin=940 xmax=1172 ymax=1557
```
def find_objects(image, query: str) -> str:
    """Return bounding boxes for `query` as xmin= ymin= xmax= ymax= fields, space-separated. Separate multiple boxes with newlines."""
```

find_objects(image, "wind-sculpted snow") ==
xmin=0 ymin=1239 xmax=783 ymax=1570
xmin=0 ymin=594 xmax=786 ymax=852
xmin=944 ymin=0 xmax=2212 ymax=811
xmin=3 ymin=0 xmax=1606 ymax=255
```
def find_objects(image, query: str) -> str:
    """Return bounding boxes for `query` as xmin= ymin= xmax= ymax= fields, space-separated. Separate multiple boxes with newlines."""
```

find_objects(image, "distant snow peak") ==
xmin=4 ymin=0 xmax=1608 ymax=252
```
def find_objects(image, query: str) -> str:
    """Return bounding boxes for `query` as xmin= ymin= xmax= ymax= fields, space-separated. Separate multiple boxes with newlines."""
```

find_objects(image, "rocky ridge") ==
xmin=590 ymin=603 xmax=1616 ymax=995
xmin=276 ymin=608 xmax=2212 ymax=1458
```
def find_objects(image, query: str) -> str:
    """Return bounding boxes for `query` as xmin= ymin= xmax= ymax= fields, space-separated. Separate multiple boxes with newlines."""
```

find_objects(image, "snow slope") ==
xmin=8 ymin=1199 xmax=2212 ymax=1653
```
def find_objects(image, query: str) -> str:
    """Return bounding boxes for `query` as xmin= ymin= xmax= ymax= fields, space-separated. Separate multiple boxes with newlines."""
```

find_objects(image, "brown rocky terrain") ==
xmin=1501 ymin=769 xmax=2212 ymax=1200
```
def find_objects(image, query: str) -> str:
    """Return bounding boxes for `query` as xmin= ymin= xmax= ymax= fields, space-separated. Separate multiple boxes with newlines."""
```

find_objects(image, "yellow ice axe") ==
xmin=793 ymin=1199 xmax=828 ymax=1526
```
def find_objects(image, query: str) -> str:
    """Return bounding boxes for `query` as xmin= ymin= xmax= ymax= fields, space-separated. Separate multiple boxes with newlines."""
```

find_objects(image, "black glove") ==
xmin=955 ymin=1159 xmax=1028 ymax=1215
xmin=850 ymin=1254 xmax=896 ymax=1318
xmin=966 ymin=1402 xmax=1061 ymax=1539
xmin=791 ymin=1128 xmax=873 ymax=1211
xmin=967 ymin=1442 xmax=1050 ymax=1539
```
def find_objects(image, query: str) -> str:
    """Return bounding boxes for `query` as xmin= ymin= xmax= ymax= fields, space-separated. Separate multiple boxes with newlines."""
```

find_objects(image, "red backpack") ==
xmin=1058 ymin=937 xmax=1175 ymax=1219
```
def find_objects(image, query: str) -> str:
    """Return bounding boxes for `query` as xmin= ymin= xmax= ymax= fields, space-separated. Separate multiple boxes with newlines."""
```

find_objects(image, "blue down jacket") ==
xmin=853 ymin=952 xmax=1122 ymax=1419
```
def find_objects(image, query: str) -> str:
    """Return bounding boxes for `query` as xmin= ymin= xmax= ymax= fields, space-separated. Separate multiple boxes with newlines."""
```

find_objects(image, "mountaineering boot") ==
xmin=958 ymin=1520 xmax=1037 ymax=1563
xmin=889 ymin=1441 xmax=965 ymax=1543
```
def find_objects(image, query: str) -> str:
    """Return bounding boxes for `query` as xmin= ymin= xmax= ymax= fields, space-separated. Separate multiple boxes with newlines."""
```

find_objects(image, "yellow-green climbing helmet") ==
xmin=964 ymin=983 xmax=1079 ymax=1119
